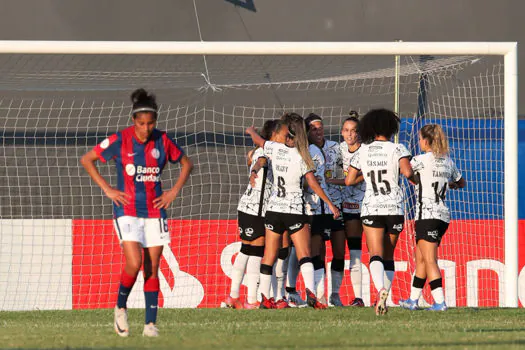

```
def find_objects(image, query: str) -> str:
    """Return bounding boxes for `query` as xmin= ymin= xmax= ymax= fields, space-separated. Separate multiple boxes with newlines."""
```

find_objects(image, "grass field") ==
xmin=0 ymin=307 xmax=524 ymax=349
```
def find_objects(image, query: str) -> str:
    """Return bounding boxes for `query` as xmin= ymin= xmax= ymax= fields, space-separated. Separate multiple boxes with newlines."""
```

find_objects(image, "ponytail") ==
xmin=420 ymin=124 xmax=449 ymax=157
xmin=288 ymin=117 xmax=315 ymax=171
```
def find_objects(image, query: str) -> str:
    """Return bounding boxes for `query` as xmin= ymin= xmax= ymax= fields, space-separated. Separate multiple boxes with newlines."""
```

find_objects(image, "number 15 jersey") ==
xmin=350 ymin=140 xmax=411 ymax=216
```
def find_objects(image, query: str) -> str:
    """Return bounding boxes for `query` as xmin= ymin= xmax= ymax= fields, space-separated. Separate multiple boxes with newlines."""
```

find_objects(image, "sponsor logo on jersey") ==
xmin=245 ymin=227 xmax=254 ymax=237
xmin=369 ymin=145 xmax=383 ymax=152
xmin=392 ymin=224 xmax=403 ymax=232
xmin=125 ymin=165 xmax=161 ymax=182
xmin=343 ymin=202 xmax=360 ymax=210
xmin=362 ymin=219 xmax=374 ymax=225
xmin=289 ymin=223 xmax=303 ymax=230
xmin=324 ymin=170 xmax=333 ymax=178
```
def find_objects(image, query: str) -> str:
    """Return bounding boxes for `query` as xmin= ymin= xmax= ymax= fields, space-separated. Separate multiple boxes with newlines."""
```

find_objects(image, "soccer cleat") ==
xmin=287 ymin=291 xmax=307 ymax=308
xmin=243 ymin=301 xmax=260 ymax=309
xmin=399 ymin=298 xmax=419 ymax=311
xmin=222 ymin=296 xmax=244 ymax=309
xmin=427 ymin=302 xmax=448 ymax=312
xmin=349 ymin=298 xmax=365 ymax=307
xmin=329 ymin=293 xmax=344 ymax=307
xmin=274 ymin=298 xmax=291 ymax=309
xmin=306 ymin=288 xmax=328 ymax=309
xmin=375 ymin=288 xmax=389 ymax=316
xmin=259 ymin=294 xmax=276 ymax=309
xmin=114 ymin=306 xmax=129 ymax=337
xmin=142 ymin=323 xmax=159 ymax=337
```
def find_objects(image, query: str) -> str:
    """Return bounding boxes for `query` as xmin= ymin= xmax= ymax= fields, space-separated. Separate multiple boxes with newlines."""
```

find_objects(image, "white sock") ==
xmin=331 ymin=270 xmax=343 ymax=295
xmin=271 ymin=265 xmax=278 ymax=299
xmin=369 ymin=260 xmax=385 ymax=291
xmin=274 ymin=257 xmax=288 ymax=300
xmin=300 ymin=262 xmax=315 ymax=292
xmin=259 ymin=273 xmax=272 ymax=299
xmin=286 ymin=248 xmax=299 ymax=290
xmin=230 ymin=251 xmax=249 ymax=298
xmin=410 ymin=286 xmax=423 ymax=301
xmin=384 ymin=269 xmax=395 ymax=292
xmin=349 ymin=249 xmax=362 ymax=299
xmin=431 ymin=287 xmax=445 ymax=304
xmin=246 ymin=256 xmax=261 ymax=304
xmin=314 ymin=268 xmax=325 ymax=299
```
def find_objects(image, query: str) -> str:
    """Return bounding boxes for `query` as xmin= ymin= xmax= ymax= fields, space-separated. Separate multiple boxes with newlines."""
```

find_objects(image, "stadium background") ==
xmin=0 ymin=0 xmax=524 ymax=309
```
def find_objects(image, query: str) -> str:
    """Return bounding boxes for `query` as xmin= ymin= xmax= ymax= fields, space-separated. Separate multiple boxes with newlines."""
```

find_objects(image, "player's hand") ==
xmin=249 ymin=171 xmax=258 ymax=187
xmin=245 ymin=126 xmax=256 ymax=135
xmin=448 ymin=181 xmax=458 ymax=190
xmin=153 ymin=190 xmax=178 ymax=209
xmin=329 ymin=203 xmax=340 ymax=220
xmin=104 ymin=188 xmax=130 ymax=207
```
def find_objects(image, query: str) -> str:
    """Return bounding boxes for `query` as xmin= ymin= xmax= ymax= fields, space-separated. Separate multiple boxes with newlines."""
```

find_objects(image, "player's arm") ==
xmin=80 ymin=149 xmax=130 ymax=206
xmin=245 ymin=126 xmax=265 ymax=148
xmin=305 ymin=172 xmax=340 ymax=219
xmin=345 ymin=166 xmax=362 ymax=186
xmin=249 ymin=157 xmax=268 ymax=188
xmin=449 ymin=177 xmax=466 ymax=190
xmin=399 ymin=157 xmax=414 ymax=180
xmin=328 ymin=169 xmax=363 ymax=186
xmin=153 ymin=155 xmax=194 ymax=209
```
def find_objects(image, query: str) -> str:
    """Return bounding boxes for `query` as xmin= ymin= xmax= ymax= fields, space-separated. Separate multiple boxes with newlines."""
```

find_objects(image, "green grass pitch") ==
xmin=0 ymin=308 xmax=524 ymax=349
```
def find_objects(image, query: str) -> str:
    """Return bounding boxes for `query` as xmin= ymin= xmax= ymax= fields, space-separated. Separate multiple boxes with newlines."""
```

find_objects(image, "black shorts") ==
xmin=237 ymin=211 xmax=265 ymax=241
xmin=309 ymin=215 xmax=332 ymax=240
xmin=343 ymin=212 xmax=361 ymax=222
xmin=265 ymin=211 xmax=309 ymax=235
xmin=361 ymin=215 xmax=404 ymax=235
xmin=415 ymin=219 xmax=449 ymax=246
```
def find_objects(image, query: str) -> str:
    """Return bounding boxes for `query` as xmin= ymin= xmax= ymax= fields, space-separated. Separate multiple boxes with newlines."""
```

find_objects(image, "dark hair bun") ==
xmin=131 ymin=88 xmax=156 ymax=105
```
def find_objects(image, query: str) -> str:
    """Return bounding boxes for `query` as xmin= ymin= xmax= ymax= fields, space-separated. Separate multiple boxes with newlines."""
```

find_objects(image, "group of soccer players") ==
xmin=81 ymin=88 xmax=466 ymax=337
xmin=225 ymin=108 xmax=466 ymax=316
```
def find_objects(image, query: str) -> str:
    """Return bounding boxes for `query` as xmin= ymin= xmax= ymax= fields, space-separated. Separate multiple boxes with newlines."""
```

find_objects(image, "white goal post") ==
xmin=0 ymin=40 xmax=518 ymax=308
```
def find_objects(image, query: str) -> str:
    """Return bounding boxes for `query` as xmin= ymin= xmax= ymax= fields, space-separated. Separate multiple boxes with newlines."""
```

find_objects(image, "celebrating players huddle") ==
xmin=82 ymin=89 xmax=466 ymax=338
xmin=226 ymin=108 xmax=466 ymax=316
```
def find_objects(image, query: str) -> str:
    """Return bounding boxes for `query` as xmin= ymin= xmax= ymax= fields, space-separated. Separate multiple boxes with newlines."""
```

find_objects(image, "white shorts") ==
xmin=113 ymin=216 xmax=170 ymax=248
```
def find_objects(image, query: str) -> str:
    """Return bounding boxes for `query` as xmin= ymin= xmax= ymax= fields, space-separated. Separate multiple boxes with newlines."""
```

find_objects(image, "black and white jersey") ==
xmin=237 ymin=147 xmax=273 ymax=217
xmin=304 ymin=144 xmax=332 ymax=215
xmin=340 ymin=142 xmax=365 ymax=214
xmin=322 ymin=140 xmax=343 ymax=207
xmin=263 ymin=141 xmax=311 ymax=215
xmin=350 ymin=140 xmax=411 ymax=216
xmin=411 ymin=152 xmax=462 ymax=223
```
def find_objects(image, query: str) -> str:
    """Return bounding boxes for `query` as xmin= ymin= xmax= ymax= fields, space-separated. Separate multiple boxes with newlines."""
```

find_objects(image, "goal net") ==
xmin=0 ymin=42 xmax=518 ymax=310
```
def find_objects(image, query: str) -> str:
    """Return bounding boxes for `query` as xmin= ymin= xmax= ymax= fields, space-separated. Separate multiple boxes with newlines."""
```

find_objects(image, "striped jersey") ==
xmin=93 ymin=126 xmax=184 ymax=219
xmin=237 ymin=147 xmax=273 ymax=217
xmin=411 ymin=152 xmax=462 ymax=222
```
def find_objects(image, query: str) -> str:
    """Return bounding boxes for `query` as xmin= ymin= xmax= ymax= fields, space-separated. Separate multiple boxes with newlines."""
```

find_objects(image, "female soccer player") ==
xmin=80 ymin=89 xmax=193 ymax=337
xmin=303 ymin=113 xmax=345 ymax=306
xmin=327 ymin=112 xmax=366 ymax=307
xmin=399 ymin=124 xmax=465 ymax=311
xmin=246 ymin=114 xmax=340 ymax=309
xmin=223 ymin=119 xmax=278 ymax=309
xmin=345 ymin=108 xmax=413 ymax=315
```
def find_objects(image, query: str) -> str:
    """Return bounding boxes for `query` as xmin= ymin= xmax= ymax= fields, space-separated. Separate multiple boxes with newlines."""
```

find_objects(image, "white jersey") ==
xmin=340 ymin=142 xmax=366 ymax=214
xmin=322 ymin=140 xmax=343 ymax=207
xmin=350 ymin=140 xmax=411 ymax=216
xmin=263 ymin=141 xmax=311 ymax=215
xmin=411 ymin=152 xmax=462 ymax=223
xmin=304 ymin=144 xmax=332 ymax=215
xmin=237 ymin=147 xmax=273 ymax=216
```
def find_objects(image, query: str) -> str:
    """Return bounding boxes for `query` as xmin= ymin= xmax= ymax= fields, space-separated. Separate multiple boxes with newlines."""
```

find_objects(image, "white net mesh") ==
xmin=0 ymin=52 xmax=506 ymax=310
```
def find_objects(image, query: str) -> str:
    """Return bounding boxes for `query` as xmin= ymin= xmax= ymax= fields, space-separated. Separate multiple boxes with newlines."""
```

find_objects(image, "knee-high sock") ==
xmin=349 ymin=250 xmax=362 ymax=298
xmin=259 ymin=264 xmax=273 ymax=298
xmin=330 ymin=258 xmax=345 ymax=296
xmin=298 ymin=258 xmax=314 ymax=292
xmin=369 ymin=256 xmax=385 ymax=291
xmin=286 ymin=247 xmax=299 ymax=291
xmin=230 ymin=245 xmax=250 ymax=298
xmin=117 ymin=270 xmax=138 ymax=309
xmin=144 ymin=277 xmax=159 ymax=324
xmin=246 ymin=255 xmax=262 ymax=304
xmin=383 ymin=260 xmax=395 ymax=292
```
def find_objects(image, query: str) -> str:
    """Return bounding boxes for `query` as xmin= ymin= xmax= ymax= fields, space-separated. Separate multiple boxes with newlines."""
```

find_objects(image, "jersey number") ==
xmin=432 ymin=182 xmax=447 ymax=203
xmin=367 ymin=170 xmax=391 ymax=196
xmin=277 ymin=176 xmax=286 ymax=198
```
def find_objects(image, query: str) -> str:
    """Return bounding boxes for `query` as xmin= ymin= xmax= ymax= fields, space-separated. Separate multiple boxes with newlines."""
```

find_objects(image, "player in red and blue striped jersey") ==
xmin=81 ymin=89 xmax=193 ymax=337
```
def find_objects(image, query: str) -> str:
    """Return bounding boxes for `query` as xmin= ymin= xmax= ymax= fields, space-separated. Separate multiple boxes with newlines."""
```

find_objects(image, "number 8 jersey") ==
xmin=350 ymin=140 xmax=411 ymax=216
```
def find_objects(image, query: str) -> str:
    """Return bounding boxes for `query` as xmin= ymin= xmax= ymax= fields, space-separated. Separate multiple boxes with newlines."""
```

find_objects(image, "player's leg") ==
xmin=400 ymin=243 xmax=425 ymax=310
xmin=345 ymin=216 xmax=364 ymax=307
xmin=310 ymin=215 xmax=327 ymax=301
xmin=259 ymin=221 xmax=282 ymax=308
xmin=113 ymin=216 xmax=143 ymax=337
xmin=329 ymin=227 xmax=346 ymax=307
xmin=142 ymin=245 xmax=163 ymax=336
xmin=419 ymin=239 xmax=446 ymax=310
xmin=245 ymin=236 xmax=265 ymax=308
xmin=383 ymin=216 xmax=403 ymax=293
xmin=273 ymin=232 xmax=290 ymax=306
xmin=285 ymin=245 xmax=306 ymax=307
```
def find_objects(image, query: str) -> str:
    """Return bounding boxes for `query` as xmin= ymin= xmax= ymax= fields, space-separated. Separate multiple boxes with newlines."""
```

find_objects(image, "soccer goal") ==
xmin=0 ymin=41 xmax=518 ymax=310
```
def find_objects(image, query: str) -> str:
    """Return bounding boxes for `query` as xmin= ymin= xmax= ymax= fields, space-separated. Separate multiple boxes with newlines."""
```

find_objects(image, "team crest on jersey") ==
xmin=100 ymin=138 xmax=110 ymax=149
xmin=151 ymin=148 xmax=160 ymax=159
xmin=125 ymin=164 xmax=136 ymax=176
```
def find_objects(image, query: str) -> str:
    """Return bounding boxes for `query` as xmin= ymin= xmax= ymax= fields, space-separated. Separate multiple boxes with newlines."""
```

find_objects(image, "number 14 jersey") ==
xmin=350 ymin=140 xmax=411 ymax=216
